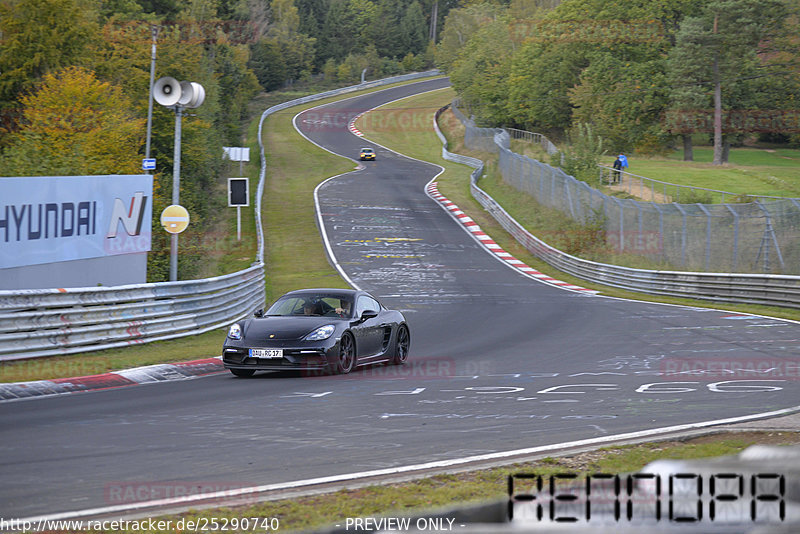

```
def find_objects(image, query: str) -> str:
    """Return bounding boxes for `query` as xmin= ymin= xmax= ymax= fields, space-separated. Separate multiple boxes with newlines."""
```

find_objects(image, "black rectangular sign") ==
xmin=228 ymin=177 xmax=249 ymax=207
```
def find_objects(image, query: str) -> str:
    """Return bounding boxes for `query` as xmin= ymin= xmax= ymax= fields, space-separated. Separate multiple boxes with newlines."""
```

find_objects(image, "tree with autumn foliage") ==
xmin=3 ymin=66 xmax=145 ymax=176
xmin=0 ymin=0 xmax=98 ymax=114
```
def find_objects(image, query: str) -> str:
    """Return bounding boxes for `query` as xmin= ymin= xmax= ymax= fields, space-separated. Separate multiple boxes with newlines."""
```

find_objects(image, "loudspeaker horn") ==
xmin=153 ymin=77 xmax=181 ymax=107
xmin=178 ymin=81 xmax=205 ymax=109
xmin=189 ymin=82 xmax=205 ymax=108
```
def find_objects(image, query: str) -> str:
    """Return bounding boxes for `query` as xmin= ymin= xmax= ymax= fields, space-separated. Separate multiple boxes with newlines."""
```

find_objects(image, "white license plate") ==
xmin=250 ymin=348 xmax=283 ymax=359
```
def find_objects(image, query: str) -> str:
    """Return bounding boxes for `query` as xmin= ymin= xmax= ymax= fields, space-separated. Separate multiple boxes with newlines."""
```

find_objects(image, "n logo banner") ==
xmin=107 ymin=192 xmax=148 ymax=238
xmin=0 ymin=175 xmax=153 ymax=269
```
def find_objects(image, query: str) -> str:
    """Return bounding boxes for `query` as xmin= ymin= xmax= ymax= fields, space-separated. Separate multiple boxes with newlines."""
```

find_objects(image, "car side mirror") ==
xmin=254 ymin=309 xmax=264 ymax=318
xmin=360 ymin=309 xmax=378 ymax=321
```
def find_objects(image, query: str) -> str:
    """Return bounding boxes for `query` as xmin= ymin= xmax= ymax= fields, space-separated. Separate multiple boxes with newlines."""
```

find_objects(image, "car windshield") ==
xmin=266 ymin=295 xmax=353 ymax=318
xmin=361 ymin=149 xmax=372 ymax=153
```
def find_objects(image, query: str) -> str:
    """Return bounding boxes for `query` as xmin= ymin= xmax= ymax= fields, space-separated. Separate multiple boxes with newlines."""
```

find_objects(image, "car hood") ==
xmin=244 ymin=317 xmax=340 ymax=341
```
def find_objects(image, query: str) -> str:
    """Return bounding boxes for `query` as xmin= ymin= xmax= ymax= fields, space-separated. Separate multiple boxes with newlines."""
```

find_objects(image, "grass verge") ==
xmin=149 ymin=431 xmax=800 ymax=533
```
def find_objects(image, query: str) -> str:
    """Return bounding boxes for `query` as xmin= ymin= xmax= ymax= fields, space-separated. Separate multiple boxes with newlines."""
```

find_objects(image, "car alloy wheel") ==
xmin=335 ymin=332 xmax=355 ymax=374
xmin=392 ymin=325 xmax=409 ymax=365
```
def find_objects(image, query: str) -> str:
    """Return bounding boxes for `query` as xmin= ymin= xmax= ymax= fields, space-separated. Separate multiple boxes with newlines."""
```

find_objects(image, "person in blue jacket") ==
xmin=612 ymin=156 xmax=623 ymax=183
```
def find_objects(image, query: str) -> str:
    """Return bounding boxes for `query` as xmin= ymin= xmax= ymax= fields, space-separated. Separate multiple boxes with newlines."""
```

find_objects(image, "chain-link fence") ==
xmin=452 ymin=103 xmax=800 ymax=275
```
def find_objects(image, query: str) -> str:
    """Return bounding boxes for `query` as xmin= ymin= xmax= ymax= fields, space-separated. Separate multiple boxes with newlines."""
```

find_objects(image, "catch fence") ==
xmin=452 ymin=102 xmax=800 ymax=275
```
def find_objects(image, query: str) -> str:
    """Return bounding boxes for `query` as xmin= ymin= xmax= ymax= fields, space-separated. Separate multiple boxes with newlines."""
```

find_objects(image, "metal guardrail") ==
xmin=434 ymin=104 xmax=800 ymax=310
xmin=0 ymin=71 xmax=443 ymax=361
xmin=0 ymin=266 xmax=265 ymax=361
xmin=505 ymin=127 xmax=559 ymax=156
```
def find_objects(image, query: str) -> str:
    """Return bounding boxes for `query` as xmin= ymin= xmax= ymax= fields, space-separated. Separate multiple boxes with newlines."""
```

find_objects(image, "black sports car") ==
xmin=222 ymin=288 xmax=410 ymax=377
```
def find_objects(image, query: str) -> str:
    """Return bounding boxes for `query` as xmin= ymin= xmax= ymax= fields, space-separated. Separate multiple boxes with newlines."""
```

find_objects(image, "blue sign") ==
xmin=142 ymin=158 xmax=156 ymax=171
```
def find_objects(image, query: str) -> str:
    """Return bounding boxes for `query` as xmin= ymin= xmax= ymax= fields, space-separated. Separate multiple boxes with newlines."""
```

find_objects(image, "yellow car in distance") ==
xmin=359 ymin=147 xmax=376 ymax=161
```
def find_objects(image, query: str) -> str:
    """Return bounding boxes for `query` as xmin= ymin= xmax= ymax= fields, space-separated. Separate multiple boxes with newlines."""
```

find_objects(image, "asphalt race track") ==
xmin=2 ymin=77 xmax=799 ymax=520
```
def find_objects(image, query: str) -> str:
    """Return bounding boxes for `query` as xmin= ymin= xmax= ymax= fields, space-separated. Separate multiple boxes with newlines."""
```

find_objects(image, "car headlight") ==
xmin=227 ymin=323 xmax=242 ymax=340
xmin=304 ymin=324 xmax=335 ymax=341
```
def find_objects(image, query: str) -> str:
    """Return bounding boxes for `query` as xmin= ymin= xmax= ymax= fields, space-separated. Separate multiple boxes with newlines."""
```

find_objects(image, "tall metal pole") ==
xmin=145 ymin=26 xmax=158 ymax=159
xmin=170 ymin=106 xmax=183 ymax=281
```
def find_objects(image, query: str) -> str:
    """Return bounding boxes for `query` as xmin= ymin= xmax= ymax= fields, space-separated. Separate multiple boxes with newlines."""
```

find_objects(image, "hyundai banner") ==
xmin=0 ymin=175 xmax=153 ymax=269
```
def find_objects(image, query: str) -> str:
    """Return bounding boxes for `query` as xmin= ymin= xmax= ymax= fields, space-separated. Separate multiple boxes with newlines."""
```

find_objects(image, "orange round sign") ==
xmin=160 ymin=205 xmax=190 ymax=234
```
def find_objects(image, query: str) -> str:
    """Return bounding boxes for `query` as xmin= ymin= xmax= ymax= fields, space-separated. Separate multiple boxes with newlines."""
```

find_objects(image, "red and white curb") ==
xmin=0 ymin=357 xmax=224 ymax=402
xmin=349 ymin=112 xmax=365 ymax=137
xmin=426 ymin=182 xmax=598 ymax=294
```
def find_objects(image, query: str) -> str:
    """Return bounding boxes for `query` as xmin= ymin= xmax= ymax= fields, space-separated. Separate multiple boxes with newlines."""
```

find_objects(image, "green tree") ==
xmin=296 ymin=0 xmax=326 ymax=43
xmin=435 ymin=3 xmax=504 ymax=71
xmin=507 ymin=41 xmax=588 ymax=133
xmin=136 ymin=0 xmax=183 ymax=17
xmin=2 ymin=66 xmax=144 ymax=176
xmin=215 ymin=44 xmax=261 ymax=143
xmin=554 ymin=122 xmax=606 ymax=183
xmin=667 ymin=0 xmax=792 ymax=164
xmin=449 ymin=16 xmax=514 ymax=126
xmin=0 ymin=0 xmax=98 ymax=111
xmin=250 ymin=39 xmax=288 ymax=90
xmin=265 ymin=0 xmax=317 ymax=81
xmin=401 ymin=1 xmax=428 ymax=56
xmin=99 ymin=0 xmax=145 ymax=20
xmin=362 ymin=0 xmax=404 ymax=59
xmin=348 ymin=0 xmax=379 ymax=48
xmin=568 ymin=49 xmax=671 ymax=154
xmin=319 ymin=0 xmax=358 ymax=62
xmin=665 ymin=18 xmax=708 ymax=160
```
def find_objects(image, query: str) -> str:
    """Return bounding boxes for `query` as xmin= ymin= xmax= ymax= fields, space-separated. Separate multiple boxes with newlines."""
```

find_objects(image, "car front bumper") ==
xmin=222 ymin=344 xmax=338 ymax=372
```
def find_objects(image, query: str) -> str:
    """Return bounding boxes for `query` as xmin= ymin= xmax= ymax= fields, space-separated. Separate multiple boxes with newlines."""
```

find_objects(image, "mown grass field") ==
xmin=602 ymin=147 xmax=800 ymax=199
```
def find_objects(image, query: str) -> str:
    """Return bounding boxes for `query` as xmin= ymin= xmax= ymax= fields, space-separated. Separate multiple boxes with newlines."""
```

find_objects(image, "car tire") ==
xmin=333 ymin=332 xmax=356 ymax=374
xmin=391 ymin=325 xmax=410 ymax=365
xmin=230 ymin=368 xmax=255 ymax=378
